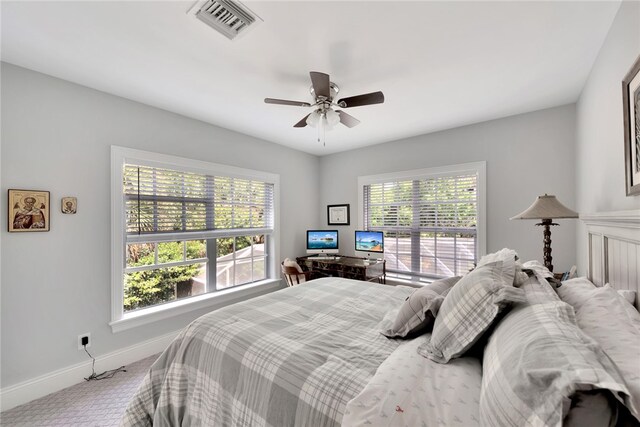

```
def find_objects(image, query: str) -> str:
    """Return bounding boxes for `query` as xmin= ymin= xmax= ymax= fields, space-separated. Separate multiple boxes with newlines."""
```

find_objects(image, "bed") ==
xmin=121 ymin=277 xmax=417 ymax=426
xmin=122 ymin=211 xmax=640 ymax=427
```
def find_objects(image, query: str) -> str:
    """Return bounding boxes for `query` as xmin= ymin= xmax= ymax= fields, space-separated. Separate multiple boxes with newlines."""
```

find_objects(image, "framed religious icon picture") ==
xmin=8 ymin=189 xmax=50 ymax=232
xmin=61 ymin=197 xmax=77 ymax=214
xmin=623 ymin=55 xmax=640 ymax=196
xmin=327 ymin=204 xmax=350 ymax=226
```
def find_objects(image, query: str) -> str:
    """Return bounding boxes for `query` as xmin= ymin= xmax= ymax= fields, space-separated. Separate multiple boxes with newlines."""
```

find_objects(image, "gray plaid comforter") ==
xmin=121 ymin=277 xmax=414 ymax=427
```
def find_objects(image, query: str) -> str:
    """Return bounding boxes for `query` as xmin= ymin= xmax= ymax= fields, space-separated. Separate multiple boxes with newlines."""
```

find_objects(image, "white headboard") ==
xmin=582 ymin=210 xmax=640 ymax=309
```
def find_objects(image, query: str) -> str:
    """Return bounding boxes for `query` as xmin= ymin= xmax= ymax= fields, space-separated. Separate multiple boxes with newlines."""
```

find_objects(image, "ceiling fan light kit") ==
xmin=306 ymin=111 xmax=320 ymax=127
xmin=265 ymin=71 xmax=385 ymax=145
xmin=307 ymin=109 xmax=340 ymax=129
xmin=324 ymin=110 xmax=340 ymax=127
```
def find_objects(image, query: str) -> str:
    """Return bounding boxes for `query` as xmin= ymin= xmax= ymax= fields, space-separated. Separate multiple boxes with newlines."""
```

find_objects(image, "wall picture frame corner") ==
xmin=327 ymin=204 xmax=350 ymax=226
xmin=623 ymin=54 xmax=640 ymax=196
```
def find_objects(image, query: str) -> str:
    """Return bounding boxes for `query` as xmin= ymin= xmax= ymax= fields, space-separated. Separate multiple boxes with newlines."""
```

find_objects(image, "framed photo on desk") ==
xmin=327 ymin=204 xmax=350 ymax=225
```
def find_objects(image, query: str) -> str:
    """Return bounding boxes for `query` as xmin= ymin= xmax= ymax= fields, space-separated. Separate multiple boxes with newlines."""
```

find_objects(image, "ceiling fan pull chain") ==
xmin=323 ymin=125 xmax=326 ymax=147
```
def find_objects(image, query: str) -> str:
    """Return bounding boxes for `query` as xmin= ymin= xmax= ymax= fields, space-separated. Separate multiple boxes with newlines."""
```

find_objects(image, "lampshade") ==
xmin=510 ymin=194 xmax=578 ymax=220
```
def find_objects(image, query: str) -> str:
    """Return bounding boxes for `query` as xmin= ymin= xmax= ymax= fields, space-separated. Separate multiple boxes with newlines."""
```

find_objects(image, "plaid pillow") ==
xmin=480 ymin=295 xmax=634 ymax=426
xmin=476 ymin=247 xmax=518 ymax=268
xmin=418 ymin=259 xmax=525 ymax=363
xmin=571 ymin=285 xmax=640 ymax=422
xmin=380 ymin=276 xmax=461 ymax=338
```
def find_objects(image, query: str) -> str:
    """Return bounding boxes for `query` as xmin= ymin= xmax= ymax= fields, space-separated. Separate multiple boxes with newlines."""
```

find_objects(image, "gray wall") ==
xmin=1 ymin=60 xmax=583 ymax=389
xmin=0 ymin=63 xmax=320 ymax=387
xmin=575 ymin=0 xmax=640 ymax=274
xmin=320 ymin=105 xmax=577 ymax=271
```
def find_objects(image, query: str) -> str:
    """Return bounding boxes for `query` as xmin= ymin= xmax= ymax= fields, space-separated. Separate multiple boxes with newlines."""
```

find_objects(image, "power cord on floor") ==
xmin=83 ymin=345 xmax=126 ymax=381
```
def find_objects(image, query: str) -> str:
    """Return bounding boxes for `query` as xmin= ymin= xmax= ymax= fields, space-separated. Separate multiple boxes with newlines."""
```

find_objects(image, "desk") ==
xmin=296 ymin=255 xmax=386 ymax=284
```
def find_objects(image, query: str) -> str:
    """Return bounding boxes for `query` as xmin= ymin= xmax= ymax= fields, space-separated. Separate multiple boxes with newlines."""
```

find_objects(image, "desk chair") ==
xmin=281 ymin=262 xmax=313 ymax=286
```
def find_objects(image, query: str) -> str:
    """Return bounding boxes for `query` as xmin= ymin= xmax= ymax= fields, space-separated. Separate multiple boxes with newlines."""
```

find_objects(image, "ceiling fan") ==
xmin=264 ymin=71 xmax=384 ymax=130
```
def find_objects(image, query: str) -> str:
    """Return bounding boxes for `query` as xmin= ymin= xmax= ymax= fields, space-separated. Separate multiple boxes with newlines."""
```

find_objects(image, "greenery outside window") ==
xmin=111 ymin=147 xmax=279 ymax=331
xmin=359 ymin=162 xmax=486 ymax=282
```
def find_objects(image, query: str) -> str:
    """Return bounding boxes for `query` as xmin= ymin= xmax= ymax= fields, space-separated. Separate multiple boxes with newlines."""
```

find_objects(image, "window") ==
xmin=359 ymin=162 xmax=485 ymax=282
xmin=111 ymin=147 xmax=279 ymax=330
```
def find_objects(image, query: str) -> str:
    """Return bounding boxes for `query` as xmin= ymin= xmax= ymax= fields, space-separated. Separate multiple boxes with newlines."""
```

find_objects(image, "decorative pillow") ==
xmin=476 ymin=247 xmax=519 ymax=267
xmin=426 ymin=275 xmax=461 ymax=296
xmin=521 ymin=259 xmax=554 ymax=280
xmin=380 ymin=276 xmax=461 ymax=338
xmin=513 ymin=261 xmax=530 ymax=287
xmin=476 ymin=248 xmax=531 ymax=286
xmin=480 ymin=296 xmax=634 ymax=427
xmin=555 ymin=277 xmax=597 ymax=311
xmin=617 ymin=289 xmax=638 ymax=308
xmin=417 ymin=259 xmax=525 ymax=363
xmin=572 ymin=285 xmax=640 ymax=422
xmin=519 ymin=270 xmax=562 ymax=305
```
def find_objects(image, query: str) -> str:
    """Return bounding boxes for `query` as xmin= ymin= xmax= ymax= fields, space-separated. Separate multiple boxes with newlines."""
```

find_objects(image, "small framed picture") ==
xmin=623 ymin=55 xmax=640 ymax=196
xmin=61 ymin=197 xmax=77 ymax=214
xmin=8 ymin=189 xmax=50 ymax=232
xmin=327 ymin=204 xmax=350 ymax=226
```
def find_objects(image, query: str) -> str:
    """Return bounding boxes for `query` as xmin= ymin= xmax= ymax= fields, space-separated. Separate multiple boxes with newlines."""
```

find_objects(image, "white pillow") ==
xmin=617 ymin=289 xmax=637 ymax=307
xmin=555 ymin=277 xmax=597 ymax=312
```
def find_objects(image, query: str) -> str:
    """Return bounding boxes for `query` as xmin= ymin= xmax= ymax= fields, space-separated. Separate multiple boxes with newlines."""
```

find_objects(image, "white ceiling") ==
xmin=1 ymin=1 xmax=620 ymax=156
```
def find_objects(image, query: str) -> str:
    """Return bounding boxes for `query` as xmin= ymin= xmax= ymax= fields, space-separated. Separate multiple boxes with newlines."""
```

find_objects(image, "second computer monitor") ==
xmin=355 ymin=230 xmax=384 ymax=258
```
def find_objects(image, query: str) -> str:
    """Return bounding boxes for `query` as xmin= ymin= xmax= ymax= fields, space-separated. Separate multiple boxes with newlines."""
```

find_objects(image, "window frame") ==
xmin=110 ymin=146 xmax=280 ymax=332
xmin=357 ymin=161 xmax=486 ymax=282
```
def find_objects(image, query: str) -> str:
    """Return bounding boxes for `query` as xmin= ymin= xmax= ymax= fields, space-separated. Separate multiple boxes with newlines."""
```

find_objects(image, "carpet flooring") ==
xmin=0 ymin=353 xmax=158 ymax=426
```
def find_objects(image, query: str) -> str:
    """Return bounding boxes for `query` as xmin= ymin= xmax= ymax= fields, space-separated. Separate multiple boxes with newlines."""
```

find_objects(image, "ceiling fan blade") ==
xmin=293 ymin=114 xmax=311 ymax=128
xmin=265 ymin=98 xmax=311 ymax=107
xmin=337 ymin=110 xmax=360 ymax=128
xmin=310 ymin=71 xmax=331 ymax=100
xmin=337 ymin=91 xmax=385 ymax=108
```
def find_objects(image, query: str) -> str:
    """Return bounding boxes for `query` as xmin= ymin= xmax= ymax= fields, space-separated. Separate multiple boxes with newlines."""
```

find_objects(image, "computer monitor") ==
xmin=306 ymin=230 xmax=339 ymax=254
xmin=355 ymin=230 xmax=384 ymax=258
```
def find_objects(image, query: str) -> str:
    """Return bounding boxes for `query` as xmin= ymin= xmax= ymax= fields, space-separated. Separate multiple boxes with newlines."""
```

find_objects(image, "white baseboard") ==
xmin=0 ymin=329 xmax=180 ymax=412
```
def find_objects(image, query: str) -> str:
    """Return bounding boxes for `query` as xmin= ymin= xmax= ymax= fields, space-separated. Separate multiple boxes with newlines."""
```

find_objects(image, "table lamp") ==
xmin=510 ymin=194 xmax=578 ymax=272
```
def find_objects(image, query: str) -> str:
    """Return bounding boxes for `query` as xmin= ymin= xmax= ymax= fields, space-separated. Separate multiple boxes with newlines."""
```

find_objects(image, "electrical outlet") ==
xmin=78 ymin=333 xmax=91 ymax=350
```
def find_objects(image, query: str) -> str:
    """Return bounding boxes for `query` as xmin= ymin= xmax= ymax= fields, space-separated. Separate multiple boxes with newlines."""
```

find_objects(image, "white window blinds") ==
xmin=364 ymin=172 xmax=478 ymax=278
xmin=124 ymin=164 xmax=274 ymax=236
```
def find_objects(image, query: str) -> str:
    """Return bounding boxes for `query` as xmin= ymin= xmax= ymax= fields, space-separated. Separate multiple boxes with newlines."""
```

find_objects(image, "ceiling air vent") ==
xmin=189 ymin=0 xmax=262 ymax=41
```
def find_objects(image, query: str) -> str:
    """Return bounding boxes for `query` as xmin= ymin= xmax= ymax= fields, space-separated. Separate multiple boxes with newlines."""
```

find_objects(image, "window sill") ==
xmin=109 ymin=279 xmax=283 ymax=333
xmin=385 ymin=274 xmax=434 ymax=288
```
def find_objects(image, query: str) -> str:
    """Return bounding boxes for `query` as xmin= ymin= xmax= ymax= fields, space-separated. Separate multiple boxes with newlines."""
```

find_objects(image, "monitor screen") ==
xmin=306 ymin=230 xmax=339 ymax=254
xmin=355 ymin=230 xmax=384 ymax=253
